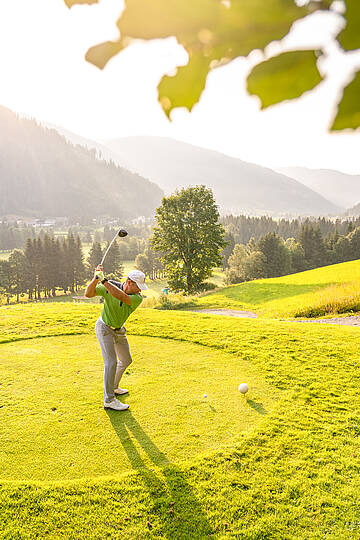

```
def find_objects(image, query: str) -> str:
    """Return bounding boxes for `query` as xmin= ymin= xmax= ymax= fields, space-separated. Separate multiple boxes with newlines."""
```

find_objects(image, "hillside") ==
xmin=104 ymin=136 xmax=342 ymax=217
xmin=278 ymin=166 xmax=360 ymax=209
xmin=194 ymin=259 xmax=360 ymax=318
xmin=345 ymin=201 xmax=360 ymax=217
xmin=0 ymin=107 xmax=163 ymax=220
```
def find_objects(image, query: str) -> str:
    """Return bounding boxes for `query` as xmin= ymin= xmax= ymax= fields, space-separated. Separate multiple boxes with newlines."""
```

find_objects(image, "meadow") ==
xmin=0 ymin=299 xmax=359 ymax=538
xmin=182 ymin=259 xmax=360 ymax=319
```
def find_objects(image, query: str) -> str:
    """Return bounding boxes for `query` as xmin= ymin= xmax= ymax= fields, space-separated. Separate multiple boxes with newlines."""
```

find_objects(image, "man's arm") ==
xmin=102 ymin=281 xmax=132 ymax=306
xmin=84 ymin=276 xmax=99 ymax=298
xmin=85 ymin=267 xmax=132 ymax=305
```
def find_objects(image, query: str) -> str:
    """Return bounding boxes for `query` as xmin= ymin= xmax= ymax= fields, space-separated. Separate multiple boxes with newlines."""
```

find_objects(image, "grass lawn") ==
xmin=1 ymin=335 xmax=274 ymax=482
xmin=194 ymin=259 xmax=360 ymax=318
xmin=0 ymin=303 xmax=359 ymax=538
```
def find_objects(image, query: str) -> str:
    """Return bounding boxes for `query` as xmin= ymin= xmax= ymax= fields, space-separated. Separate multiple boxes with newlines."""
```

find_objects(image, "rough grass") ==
xmin=0 ymin=303 xmax=359 ymax=538
xmin=294 ymin=281 xmax=360 ymax=317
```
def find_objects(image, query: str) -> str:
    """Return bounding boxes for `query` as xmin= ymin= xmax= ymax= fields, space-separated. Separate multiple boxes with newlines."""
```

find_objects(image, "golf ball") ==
xmin=238 ymin=383 xmax=249 ymax=394
xmin=203 ymin=394 xmax=207 ymax=398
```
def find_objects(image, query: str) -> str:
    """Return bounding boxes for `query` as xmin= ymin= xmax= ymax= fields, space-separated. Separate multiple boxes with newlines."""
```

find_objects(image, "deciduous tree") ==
xmin=152 ymin=186 xmax=225 ymax=293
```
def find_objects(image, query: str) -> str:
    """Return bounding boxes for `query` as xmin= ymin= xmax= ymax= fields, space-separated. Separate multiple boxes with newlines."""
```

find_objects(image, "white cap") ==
xmin=127 ymin=270 xmax=148 ymax=290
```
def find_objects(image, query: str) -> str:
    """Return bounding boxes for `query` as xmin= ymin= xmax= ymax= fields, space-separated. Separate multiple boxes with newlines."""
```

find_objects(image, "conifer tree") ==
xmin=86 ymin=241 xmax=104 ymax=277
xmin=103 ymin=240 xmax=123 ymax=278
xmin=24 ymin=238 xmax=37 ymax=300
xmin=8 ymin=249 xmax=27 ymax=302
xmin=74 ymin=235 xmax=86 ymax=290
xmin=0 ymin=260 xmax=12 ymax=304
xmin=298 ymin=224 xmax=327 ymax=269
xmin=257 ymin=233 xmax=291 ymax=278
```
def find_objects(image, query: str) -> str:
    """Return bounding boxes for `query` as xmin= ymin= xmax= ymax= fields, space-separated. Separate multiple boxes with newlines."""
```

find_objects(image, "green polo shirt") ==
xmin=95 ymin=283 xmax=143 ymax=328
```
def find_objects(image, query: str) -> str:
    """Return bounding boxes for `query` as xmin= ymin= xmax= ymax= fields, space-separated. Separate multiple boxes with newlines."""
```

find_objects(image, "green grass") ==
xmin=1 ymin=303 xmax=359 ymax=538
xmin=1 ymin=335 xmax=274 ymax=482
xmin=192 ymin=259 xmax=360 ymax=318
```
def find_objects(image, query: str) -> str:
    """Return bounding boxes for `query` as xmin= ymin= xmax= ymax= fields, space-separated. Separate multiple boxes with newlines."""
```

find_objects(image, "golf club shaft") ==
xmin=100 ymin=232 xmax=120 ymax=266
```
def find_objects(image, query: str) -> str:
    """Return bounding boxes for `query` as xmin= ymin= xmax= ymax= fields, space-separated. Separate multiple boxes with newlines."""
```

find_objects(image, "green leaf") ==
xmin=64 ymin=0 xmax=98 ymax=7
xmin=64 ymin=0 xmax=335 ymax=117
xmin=331 ymin=70 xmax=360 ymax=130
xmin=158 ymin=53 xmax=212 ymax=117
xmin=337 ymin=0 xmax=360 ymax=51
xmin=247 ymin=50 xmax=323 ymax=109
xmin=85 ymin=40 xmax=124 ymax=70
xmin=115 ymin=0 xmax=308 ymax=53
xmin=84 ymin=0 xmax=314 ymax=116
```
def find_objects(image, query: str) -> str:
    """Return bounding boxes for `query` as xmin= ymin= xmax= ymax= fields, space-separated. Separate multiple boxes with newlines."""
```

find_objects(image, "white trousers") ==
xmin=95 ymin=317 xmax=133 ymax=403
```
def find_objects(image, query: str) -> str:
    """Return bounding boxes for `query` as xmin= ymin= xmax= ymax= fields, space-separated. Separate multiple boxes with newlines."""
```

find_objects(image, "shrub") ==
xmin=141 ymin=293 xmax=198 ymax=310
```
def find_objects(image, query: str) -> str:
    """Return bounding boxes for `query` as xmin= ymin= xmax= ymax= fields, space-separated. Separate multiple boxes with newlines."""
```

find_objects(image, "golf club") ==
xmin=100 ymin=228 xmax=128 ymax=266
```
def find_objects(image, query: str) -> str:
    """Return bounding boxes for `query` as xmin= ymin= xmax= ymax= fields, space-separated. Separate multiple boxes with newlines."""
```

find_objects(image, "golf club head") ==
xmin=118 ymin=229 xmax=128 ymax=237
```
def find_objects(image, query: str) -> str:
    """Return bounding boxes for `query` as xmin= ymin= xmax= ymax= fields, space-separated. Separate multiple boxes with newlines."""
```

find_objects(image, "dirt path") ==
xmin=295 ymin=315 xmax=360 ymax=326
xmin=191 ymin=310 xmax=360 ymax=327
xmin=191 ymin=309 xmax=258 ymax=318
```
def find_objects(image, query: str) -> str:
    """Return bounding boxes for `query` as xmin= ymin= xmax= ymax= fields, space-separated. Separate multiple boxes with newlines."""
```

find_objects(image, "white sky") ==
xmin=0 ymin=0 xmax=359 ymax=174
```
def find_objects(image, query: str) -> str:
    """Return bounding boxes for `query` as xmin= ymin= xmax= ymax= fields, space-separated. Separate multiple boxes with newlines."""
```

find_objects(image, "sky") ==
xmin=0 ymin=0 xmax=359 ymax=174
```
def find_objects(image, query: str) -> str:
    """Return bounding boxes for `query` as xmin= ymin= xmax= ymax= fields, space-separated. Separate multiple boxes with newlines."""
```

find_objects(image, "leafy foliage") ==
xmin=332 ymin=71 xmax=360 ymax=130
xmin=337 ymin=0 xmax=360 ymax=51
xmin=151 ymin=186 xmax=226 ymax=293
xmin=135 ymin=243 xmax=165 ymax=279
xmin=64 ymin=0 xmax=359 ymax=130
xmin=225 ymin=223 xmax=360 ymax=284
xmin=247 ymin=50 xmax=322 ymax=108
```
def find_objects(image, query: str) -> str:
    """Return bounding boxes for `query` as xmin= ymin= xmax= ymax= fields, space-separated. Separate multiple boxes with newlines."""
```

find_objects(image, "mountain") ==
xmin=0 ymin=107 xmax=163 ymax=220
xmin=278 ymin=167 xmax=360 ymax=209
xmin=345 ymin=202 xmax=360 ymax=217
xmin=44 ymin=122 xmax=128 ymax=168
xmin=104 ymin=136 xmax=342 ymax=217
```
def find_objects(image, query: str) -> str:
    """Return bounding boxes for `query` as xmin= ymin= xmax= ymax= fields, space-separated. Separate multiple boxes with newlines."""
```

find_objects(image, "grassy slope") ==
xmin=194 ymin=259 xmax=360 ymax=318
xmin=1 ymin=303 xmax=359 ymax=538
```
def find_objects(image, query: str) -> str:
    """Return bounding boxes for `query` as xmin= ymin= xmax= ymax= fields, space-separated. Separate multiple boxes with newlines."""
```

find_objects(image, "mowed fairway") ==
xmin=1 ymin=335 xmax=274 ymax=481
xmin=0 ymin=303 xmax=359 ymax=538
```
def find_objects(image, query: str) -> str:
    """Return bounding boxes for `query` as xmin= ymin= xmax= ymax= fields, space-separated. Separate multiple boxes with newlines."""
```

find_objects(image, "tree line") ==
xmin=0 ymin=221 xmax=152 ymax=253
xmin=0 ymin=186 xmax=223 ymax=300
xmin=0 ymin=223 xmax=36 ymax=250
xmin=3 ymin=186 xmax=360 ymax=301
xmin=0 ymin=234 xmax=129 ymax=303
xmin=0 ymin=229 xmax=167 ymax=303
xmin=225 ymin=223 xmax=360 ymax=284
xmin=221 ymin=215 xmax=360 ymax=246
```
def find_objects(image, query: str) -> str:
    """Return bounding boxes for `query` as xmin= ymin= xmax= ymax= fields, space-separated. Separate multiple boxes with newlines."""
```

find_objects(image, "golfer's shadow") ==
xmin=106 ymin=410 xmax=213 ymax=537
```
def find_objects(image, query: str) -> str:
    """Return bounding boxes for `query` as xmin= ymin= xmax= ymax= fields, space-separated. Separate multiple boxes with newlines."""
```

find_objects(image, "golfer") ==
xmin=85 ymin=266 xmax=147 ymax=411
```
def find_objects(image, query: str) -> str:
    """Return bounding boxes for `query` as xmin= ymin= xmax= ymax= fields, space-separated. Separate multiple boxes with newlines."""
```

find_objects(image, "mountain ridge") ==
xmin=278 ymin=166 xmax=360 ymax=209
xmin=0 ymin=107 xmax=163 ymax=220
xmin=104 ymin=136 xmax=342 ymax=217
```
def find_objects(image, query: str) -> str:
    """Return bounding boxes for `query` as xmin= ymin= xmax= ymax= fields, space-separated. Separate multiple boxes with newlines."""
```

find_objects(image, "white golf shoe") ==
xmin=104 ymin=398 xmax=129 ymax=411
xmin=114 ymin=388 xmax=129 ymax=395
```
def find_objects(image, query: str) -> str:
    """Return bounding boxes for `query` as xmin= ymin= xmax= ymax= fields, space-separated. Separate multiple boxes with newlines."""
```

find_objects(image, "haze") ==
xmin=0 ymin=0 xmax=359 ymax=174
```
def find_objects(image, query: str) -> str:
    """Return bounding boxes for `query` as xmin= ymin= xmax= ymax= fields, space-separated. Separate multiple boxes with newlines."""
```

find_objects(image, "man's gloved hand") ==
xmin=95 ymin=265 xmax=105 ymax=281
